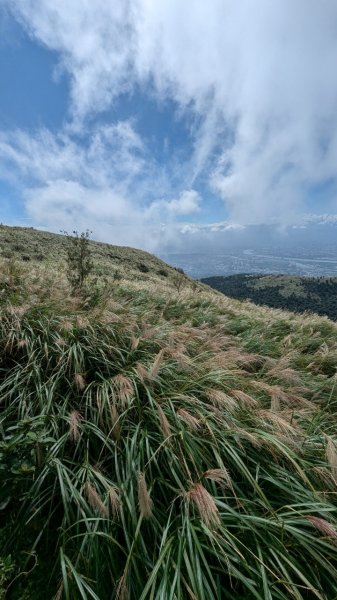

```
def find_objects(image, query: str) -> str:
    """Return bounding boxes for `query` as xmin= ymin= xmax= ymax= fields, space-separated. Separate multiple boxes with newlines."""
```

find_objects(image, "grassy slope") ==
xmin=202 ymin=273 xmax=337 ymax=320
xmin=0 ymin=224 xmax=180 ymax=282
xmin=0 ymin=227 xmax=337 ymax=599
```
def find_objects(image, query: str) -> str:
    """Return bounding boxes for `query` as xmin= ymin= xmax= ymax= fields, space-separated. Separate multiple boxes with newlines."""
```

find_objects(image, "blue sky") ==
xmin=1 ymin=1 xmax=337 ymax=251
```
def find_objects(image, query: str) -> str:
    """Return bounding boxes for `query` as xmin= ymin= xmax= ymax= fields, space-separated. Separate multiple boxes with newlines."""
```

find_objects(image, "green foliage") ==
xmin=62 ymin=230 xmax=93 ymax=291
xmin=0 ymin=555 xmax=15 ymax=600
xmin=203 ymin=273 xmax=337 ymax=320
xmin=171 ymin=270 xmax=185 ymax=293
xmin=1 ymin=302 xmax=337 ymax=599
xmin=0 ymin=258 xmax=26 ymax=305
xmin=1 ymin=226 xmax=337 ymax=598
xmin=0 ymin=225 xmax=180 ymax=283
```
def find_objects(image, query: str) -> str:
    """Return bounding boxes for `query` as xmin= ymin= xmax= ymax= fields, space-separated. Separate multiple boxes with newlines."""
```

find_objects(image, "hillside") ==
xmin=0 ymin=224 xmax=181 ymax=282
xmin=202 ymin=273 xmax=337 ymax=320
xmin=1 ymin=227 xmax=337 ymax=599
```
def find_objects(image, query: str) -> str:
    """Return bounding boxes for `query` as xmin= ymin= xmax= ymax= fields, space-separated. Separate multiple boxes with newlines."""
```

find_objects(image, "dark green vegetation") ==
xmin=202 ymin=273 xmax=337 ymax=320
xmin=1 ymin=226 xmax=337 ymax=599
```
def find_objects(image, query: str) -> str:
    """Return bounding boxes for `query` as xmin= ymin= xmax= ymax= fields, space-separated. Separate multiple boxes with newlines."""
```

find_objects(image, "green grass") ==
xmin=0 ymin=224 xmax=179 ymax=284
xmin=202 ymin=273 xmax=337 ymax=320
xmin=1 ymin=227 xmax=337 ymax=599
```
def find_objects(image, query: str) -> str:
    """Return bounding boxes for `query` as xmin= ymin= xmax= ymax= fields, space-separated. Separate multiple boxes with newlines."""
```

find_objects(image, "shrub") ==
xmin=62 ymin=230 xmax=93 ymax=291
xmin=172 ymin=271 xmax=185 ymax=293
xmin=138 ymin=263 xmax=150 ymax=273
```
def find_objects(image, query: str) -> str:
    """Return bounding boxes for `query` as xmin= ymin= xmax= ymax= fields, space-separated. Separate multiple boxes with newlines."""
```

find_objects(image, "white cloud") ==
xmin=4 ymin=0 xmax=337 ymax=234
xmin=166 ymin=190 xmax=200 ymax=216
xmin=0 ymin=123 xmax=197 ymax=250
xmin=0 ymin=121 xmax=147 ymax=187
xmin=148 ymin=189 xmax=201 ymax=218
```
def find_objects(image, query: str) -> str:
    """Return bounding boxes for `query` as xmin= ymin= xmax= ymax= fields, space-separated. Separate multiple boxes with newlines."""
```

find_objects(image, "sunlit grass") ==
xmin=0 ymin=235 xmax=337 ymax=599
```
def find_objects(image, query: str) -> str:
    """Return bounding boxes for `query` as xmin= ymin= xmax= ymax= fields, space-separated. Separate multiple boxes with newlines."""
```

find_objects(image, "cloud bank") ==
xmin=2 ymin=0 xmax=337 ymax=248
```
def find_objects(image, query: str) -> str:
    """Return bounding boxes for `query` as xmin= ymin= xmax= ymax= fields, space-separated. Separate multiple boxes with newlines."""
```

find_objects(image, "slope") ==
xmin=202 ymin=273 xmax=337 ymax=320
xmin=0 ymin=226 xmax=337 ymax=600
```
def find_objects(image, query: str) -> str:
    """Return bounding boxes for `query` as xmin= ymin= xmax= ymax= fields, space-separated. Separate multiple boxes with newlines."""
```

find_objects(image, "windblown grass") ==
xmin=0 ymin=248 xmax=337 ymax=599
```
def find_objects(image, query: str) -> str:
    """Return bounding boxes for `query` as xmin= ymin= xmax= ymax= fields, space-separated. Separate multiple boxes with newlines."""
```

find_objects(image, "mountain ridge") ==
xmin=202 ymin=272 xmax=337 ymax=320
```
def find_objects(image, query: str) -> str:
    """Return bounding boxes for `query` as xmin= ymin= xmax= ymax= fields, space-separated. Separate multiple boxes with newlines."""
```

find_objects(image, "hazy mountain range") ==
xmin=159 ymin=219 xmax=337 ymax=278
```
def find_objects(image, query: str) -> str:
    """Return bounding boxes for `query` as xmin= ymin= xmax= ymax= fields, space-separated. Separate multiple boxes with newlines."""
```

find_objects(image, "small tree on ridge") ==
xmin=62 ymin=230 xmax=93 ymax=291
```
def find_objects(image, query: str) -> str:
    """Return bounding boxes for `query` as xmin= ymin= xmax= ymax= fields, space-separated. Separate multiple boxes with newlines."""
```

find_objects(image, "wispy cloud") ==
xmin=3 ymin=0 xmax=337 ymax=244
xmin=0 ymin=123 xmax=202 ymax=248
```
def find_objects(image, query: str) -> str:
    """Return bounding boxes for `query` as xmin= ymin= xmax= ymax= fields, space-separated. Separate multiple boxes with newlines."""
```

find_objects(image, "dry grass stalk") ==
xmin=138 ymin=472 xmax=153 ymax=518
xmin=326 ymin=436 xmax=337 ymax=480
xmin=270 ymin=393 xmax=281 ymax=412
xmin=203 ymin=468 xmax=232 ymax=489
xmin=115 ymin=575 xmax=129 ymax=600
xmin=109 ymin=403 xmax=121 ymax=441
xmin=307 ymin=516 xmax=337 ymax=541
xmin=17 ymin=338 xmax=27 ymax=349
xmin=177 ymin=408 xmax=200 ymax=430
xmin=234 ymin=426 xmax=262 ymax=448
xmin=74 ymin=372 xmax=86 ymax=391
xmin=59 ymin=318 xmax=73 ymax=331
xmin=214 ymin=350 xmax=266 ymax=371
xmin=53 ymin=581 xmax=64 ymax=600
xmin=141 ymin=325 xmax=157 ymax=340
xmin=186 ymin=483 xmax=220 ymax=527
xmin=68 ymin=410 xmax=82 ymax=442
xmin=135 ymin=362 xmax=150 ymax=382
xmin=251 ymin=381 xmax=290 ymax=407
xmin=55 ymin=336 xmax=66 ymax=347
xmin=313 ymin=466 xmax=336 ymax=489
xmin=231 ymin=389 xmax=258 ymax=408
xmin=76 ymin=315 xmax=88 ymax=328
xmin=150 ymin=349 xmax=165 ymax=378
xmin=207 ymin=389 xmax=238 ymax=410
xmin=166 ymin=346 xmax=192 ymax=369
xmin=113 ymin=374 xmax=134 ymax=406
xmin=108 ymin=486 xmax=121 ymax=519
xmin=84 ymin=482 xmax=108 ymax=517
xmin=157 ymin=404 xmax=171 ymax=439
xmin=257 ymin=410 xmax=298 ymax=436
xmin=268 ymin=365 xmax=302 ymax=385
xmin=131 ymin=336 xmax=140 ymax=350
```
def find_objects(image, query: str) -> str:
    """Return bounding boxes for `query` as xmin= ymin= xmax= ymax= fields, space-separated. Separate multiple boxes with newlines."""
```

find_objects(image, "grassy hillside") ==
xmin=1 ymin=227 xmax=337 ymax=599
xmin=0 ymin=224 xmax=181 ymax=282
xmin=202 ymin=273 xmax=337 ymax=320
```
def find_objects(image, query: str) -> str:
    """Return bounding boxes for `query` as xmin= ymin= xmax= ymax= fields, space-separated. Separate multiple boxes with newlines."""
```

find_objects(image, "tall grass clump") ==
xmin=1 ymin=299 xmax=337 ymax=600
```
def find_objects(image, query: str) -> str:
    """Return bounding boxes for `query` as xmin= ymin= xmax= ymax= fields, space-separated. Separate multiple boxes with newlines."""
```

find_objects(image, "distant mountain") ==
xmin=202 ymin=273 xmax=337 ymax=320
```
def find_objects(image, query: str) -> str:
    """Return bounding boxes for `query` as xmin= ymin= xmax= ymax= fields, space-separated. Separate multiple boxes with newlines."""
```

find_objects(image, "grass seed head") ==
xmin=326 ymin=436 xmax=337 ymax=480
xmin=108 ymin=487 xmax=121 ymax=519
xmin=307 ymin=516 xmax=337 ymax=541
xmin=112 ymin=374 xmax=134 ymax=406
xmin=138 ymin=472 xmax=153 ymax=518
xmin=177 ymin=408 xmax=200 ymax=430
xmin=187 ymin=483 xmax=220 ymax=528
xmin=83 ymin=482 xmax=108 ymax=517
xmin=207 ymin=389 xmax=238 ymax=410
xmin=68 ymin=410 xmax=82 ymax=442
xmin=74 ymin=372 xmax=86 ymax=391
xmin=109 ymin=403 xmax=121 ymax=441
xmin=231 ymin=389 xmax=258 ymax=408
xmin=203 ymin=468 xmax=232 ymax=488
xmin=157 ymin=404 xmax=171 ymax=439
xmin=150 ymin=349 xmax=165 ymax=378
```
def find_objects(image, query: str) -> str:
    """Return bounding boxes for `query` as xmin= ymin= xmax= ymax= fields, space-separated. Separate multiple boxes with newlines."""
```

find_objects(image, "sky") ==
xmin=1 ymin=1 xmax=337 ymax=252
